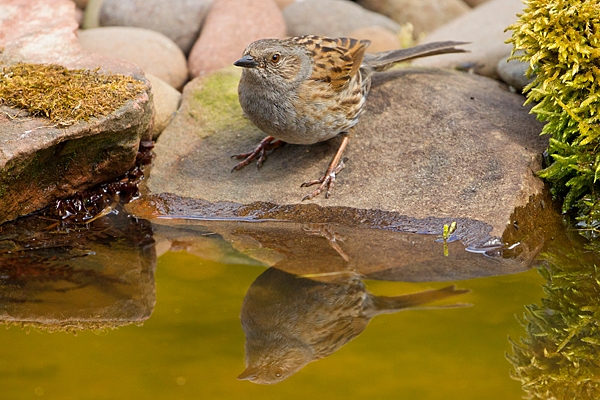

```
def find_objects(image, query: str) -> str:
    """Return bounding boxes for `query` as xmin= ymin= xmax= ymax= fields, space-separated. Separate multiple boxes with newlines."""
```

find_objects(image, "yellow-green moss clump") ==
xmin=0 ymin=62 xmax=147 ymax=126
xmin=507 ymin=1 xmax=600 ymax=229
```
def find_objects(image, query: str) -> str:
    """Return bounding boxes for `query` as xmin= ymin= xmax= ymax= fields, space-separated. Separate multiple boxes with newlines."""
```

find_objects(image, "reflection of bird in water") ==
xmin=238 ymin=267 xmax=469 ymax=384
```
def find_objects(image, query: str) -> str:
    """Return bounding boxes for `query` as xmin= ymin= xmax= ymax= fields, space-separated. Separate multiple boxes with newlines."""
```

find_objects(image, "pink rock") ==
xmin=188 ymin=0 xmax=286 ymax=78
xmin=78 ymin=27 xmax=189 ymax=90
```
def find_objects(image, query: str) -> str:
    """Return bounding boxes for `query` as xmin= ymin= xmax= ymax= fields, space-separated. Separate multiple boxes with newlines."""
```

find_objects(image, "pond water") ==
xmin=0 ymin=210 xmax=597 ymax=399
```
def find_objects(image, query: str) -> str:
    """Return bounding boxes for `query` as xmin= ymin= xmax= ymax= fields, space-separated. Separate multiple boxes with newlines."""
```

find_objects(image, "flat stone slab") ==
xmin=0 ymin=0 xmax=152 ymax=224
xmin=132 ymin=62 xmax=554 ymax=276
xmin=145 ymin=65 xmax=547 ymax=243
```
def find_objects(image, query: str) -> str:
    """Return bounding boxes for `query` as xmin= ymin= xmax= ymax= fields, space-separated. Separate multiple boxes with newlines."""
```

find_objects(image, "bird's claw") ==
xmin=231 ymin=136 xmax=283 ymax=172
xmin=301 ymin=159 xmax=346 ymax=201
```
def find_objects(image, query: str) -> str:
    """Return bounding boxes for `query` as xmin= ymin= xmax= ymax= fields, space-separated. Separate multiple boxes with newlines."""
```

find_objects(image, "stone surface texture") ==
xmin=347 ymin=26 xmax=402 ymax=53
xmin=146 ymin=66 xmax=547 ymax=241
xmin=497 ymin=52 xmax=534 ymax=92
xmin=187 ymin=0 xmax=286 ymax=78
xmin=81 ymin=0 xmax=103 ymax=29
xmin=0 ymin=0 xmax=152 ymax=225
xmin=146 ymin=73 xmax=182 ymax=140
xmin=358 ymin=0 xmax=470 ymax=37
xmin=412 ymin=0 xmax=525 ymax=78
xmin=463 ymin=0 xmax=491 ymax=6
xmin=284 ymin=0 xmax=400 ymax=38
xmin=98 ymin=0 xmax=213 ymax=55
xmin=77 ymin=26 xmax=189 ymax=89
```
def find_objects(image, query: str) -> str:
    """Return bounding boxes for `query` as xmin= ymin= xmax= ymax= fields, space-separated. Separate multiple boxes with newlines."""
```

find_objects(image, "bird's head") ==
xmin=237 ymin=346 xmax=313 ymax=384
xmin=234 ymin=38 xmax=312 ymax=86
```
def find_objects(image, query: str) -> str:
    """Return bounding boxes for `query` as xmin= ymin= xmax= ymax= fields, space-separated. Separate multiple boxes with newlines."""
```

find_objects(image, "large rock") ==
xmin=0 ymin=0 xmax=152 ymax=225
xmin=98 ymin=0 xmax=213 ymax=55
xmin=283 ymin=0 xmax=400 ymax=38
xmin=146 ymin=66 xmax=546 ymax=235
xmin=78 ymin=27 xmax=189 ymax=90
xmin=134 ymin=64 xmax=552 ymax=277
xmin=412 ymin=0 xmax=525 ymax=78
xmin=187 ymin=0 xmax=286 ymax=78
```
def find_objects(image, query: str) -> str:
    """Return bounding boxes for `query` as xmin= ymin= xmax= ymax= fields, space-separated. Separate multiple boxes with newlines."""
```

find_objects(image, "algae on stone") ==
xmin=0 ymin=62 xmax=147 ymax=126
xmin=187 ymin=67 xmax=251 ymax=136
xmin=507 ymin=0 xmax=600 ymax=228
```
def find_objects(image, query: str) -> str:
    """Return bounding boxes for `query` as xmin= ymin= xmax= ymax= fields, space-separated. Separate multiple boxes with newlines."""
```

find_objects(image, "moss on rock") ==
xmin=186 ymin=67 xmax=251 ymax=136
xmin=507 ymin=0 xmax=600 ymax=228
xmin=0 ymin=62 xmax=147 ymax=126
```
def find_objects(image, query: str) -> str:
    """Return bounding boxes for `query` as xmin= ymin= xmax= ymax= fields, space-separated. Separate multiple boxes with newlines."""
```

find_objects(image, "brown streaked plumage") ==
xmin=238 ymin=267 xmax=470 ymax=384
xmin=233 ymin=36 xmax=468 ymax=200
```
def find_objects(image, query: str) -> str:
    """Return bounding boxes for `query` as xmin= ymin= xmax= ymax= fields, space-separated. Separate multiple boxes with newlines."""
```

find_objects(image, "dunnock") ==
xmin=238 ymin=267 xmax=469 ymax=384
xmin=233 ymin=36 xmax=467 ymax=200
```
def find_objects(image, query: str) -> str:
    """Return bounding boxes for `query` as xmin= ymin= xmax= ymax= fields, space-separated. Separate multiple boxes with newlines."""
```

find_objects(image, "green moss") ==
xmin=188 ymin=67 xmax=250 ymax=135
xmin=507 ymin=1 xmax=600 ymax=228
xmin=0 ymin=62 xmax=147 ymax=126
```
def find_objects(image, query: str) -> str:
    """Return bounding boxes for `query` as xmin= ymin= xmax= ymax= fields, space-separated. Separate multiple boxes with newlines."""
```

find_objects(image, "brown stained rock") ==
xmin=145 ymin=66 xmax=547 ymax=240
xmin=133 ymin=62 xmax=557 ymax=278
xmin=0 ymin=0 xmax=153 ymax=225
xmin=187 ymin=0 xmax=286 ymax=78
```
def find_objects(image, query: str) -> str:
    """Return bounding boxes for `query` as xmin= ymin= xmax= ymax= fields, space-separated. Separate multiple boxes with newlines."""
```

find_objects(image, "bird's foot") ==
xmin=301 ymin=158 xmax=346 ymax=201
xmin=231 ymin=136 xmax=284 ymax=171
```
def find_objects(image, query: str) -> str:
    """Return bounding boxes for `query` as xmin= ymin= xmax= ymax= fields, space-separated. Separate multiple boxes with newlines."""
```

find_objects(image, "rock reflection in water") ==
xmin=0 ymin=211 xmax=156 ymax=331
xmin=238 ymin=267 xmax=469 ymax=384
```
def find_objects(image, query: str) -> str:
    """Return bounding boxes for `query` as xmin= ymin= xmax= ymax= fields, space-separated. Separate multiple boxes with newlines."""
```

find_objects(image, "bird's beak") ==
xmin=234 ymin=55 xmax=258 ymax=68
xmin=237 ymin=366 xmax=259 ymax=381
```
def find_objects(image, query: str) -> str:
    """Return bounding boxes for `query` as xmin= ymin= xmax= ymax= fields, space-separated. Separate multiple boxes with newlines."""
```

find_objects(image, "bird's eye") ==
xmin=271 ymin=53 xmax=281 ymax=63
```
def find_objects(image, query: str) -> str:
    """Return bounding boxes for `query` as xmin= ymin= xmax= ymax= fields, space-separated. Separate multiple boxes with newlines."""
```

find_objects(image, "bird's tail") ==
xmin=371 ymin=285 xmax=470 ymax=315
xmin=363 ymin=41 xmax=469 ymax=72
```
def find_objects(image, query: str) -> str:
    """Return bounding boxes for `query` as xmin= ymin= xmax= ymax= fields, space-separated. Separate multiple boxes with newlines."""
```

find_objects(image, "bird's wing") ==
xmin=310 ymin=316 xmax=369 ymax=360
xmin=294 ymin=36 xmax=370 ymax=91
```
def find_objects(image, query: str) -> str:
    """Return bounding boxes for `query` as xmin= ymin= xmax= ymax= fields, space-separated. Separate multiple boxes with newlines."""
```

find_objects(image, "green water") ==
xmin=0 ymin=248 xmax=546 ymax=400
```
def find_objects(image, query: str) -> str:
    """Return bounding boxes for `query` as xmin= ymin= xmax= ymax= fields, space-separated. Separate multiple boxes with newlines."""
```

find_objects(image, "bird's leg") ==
xmin=231 ymin=136 xmax=285 ymax=172
xmin=301 ymin=133 xmax=349 ymax=201
xmin=302 ymin=223 xmax=350 ymax=262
